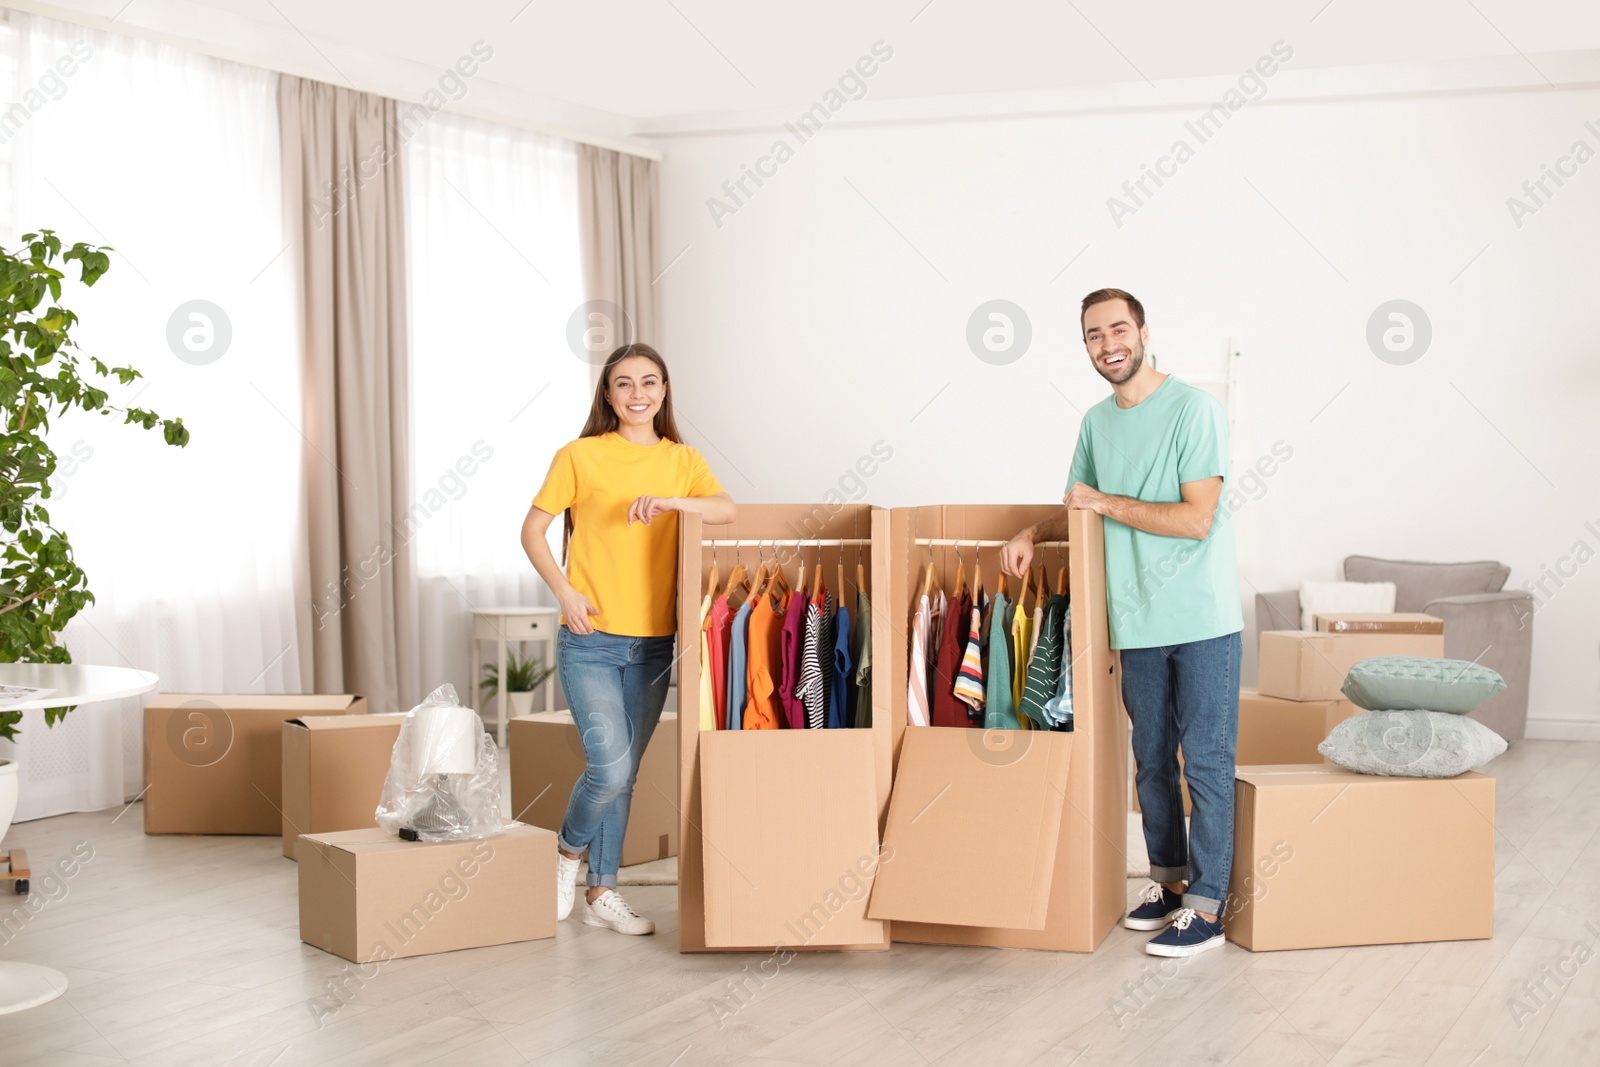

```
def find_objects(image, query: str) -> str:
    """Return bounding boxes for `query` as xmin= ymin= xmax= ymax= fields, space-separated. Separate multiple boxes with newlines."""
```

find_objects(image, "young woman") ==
xmin=521 ymin=343 xmax=735 ymax=934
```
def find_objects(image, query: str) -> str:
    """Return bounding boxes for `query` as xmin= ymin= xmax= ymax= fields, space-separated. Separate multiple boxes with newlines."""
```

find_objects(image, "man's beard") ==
xmin=1095 ymin=343 xmax=1144 ymax=385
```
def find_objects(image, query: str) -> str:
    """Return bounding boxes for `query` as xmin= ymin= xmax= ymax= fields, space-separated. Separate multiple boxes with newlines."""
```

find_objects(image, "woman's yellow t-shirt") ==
xmin=532 ymin=432 xmax=726 ymax=637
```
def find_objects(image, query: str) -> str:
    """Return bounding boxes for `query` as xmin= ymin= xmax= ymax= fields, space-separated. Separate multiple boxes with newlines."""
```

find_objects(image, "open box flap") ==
xmin=867 ymin=727 xmax=1074 ymax=930
xmin=700 ymin=731 xmax=885 ymax=949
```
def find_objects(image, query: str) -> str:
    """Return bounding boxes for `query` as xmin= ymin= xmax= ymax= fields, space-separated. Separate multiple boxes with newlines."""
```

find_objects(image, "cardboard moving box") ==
xmin=1227 ymin=765 xmax=1494 ymax=951
xmin=875 ymin=505 xmax=1126 ymax=953
xmin=281 ymin=713 xmax=408 ymax=858
xmin=1314 ymin=613 xmax=1445 ymax=635
xmin=1237 ymin=688 xmax=1355 ymax=766
xmin=144 ymin=694 xmax=367 ymax=835
xmin=1257 ymin=631 xmax=1444 ymax=702
xmin=509 ymin=711 xmax=678 ymax=867
xmin=297 ymin=823 xmax=555 ymax=964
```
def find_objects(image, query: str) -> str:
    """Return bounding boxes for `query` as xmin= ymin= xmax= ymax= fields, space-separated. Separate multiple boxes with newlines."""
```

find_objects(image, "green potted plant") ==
xmin=479 ymin=649 xmax=556 ymax=718
xmin=0 ymin=232 xmax=187 ymax=742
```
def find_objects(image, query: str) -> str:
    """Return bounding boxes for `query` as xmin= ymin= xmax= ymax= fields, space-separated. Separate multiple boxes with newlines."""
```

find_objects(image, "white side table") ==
xmin=0 ymin=662 xmax=159 ymax=1015
xmin=469 ymin=608 xmax=559 ymax=746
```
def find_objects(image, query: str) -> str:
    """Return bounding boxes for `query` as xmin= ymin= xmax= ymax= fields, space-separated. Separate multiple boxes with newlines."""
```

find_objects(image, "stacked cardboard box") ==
xmin=297 ymin=822 xmax=556 ymax=963
xmin=1250 ymin=616 xmax=1444 ymax=765
xmin=281 ymin=713 xmax=409 ymax=858
xmin=1130 ymin=617 xmax=1449 ymax=816
xmin=1227 ymin=765 xmax=1493 ymax=950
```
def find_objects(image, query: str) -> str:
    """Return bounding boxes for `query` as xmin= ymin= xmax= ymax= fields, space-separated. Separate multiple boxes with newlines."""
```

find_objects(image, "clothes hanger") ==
xmin=835 ymin=541 xmax=845 ymax=605
xmin=721 ymin=541 xmax=749 ymax=605
xmin=972 ymin=541 xmax=982 ymax=603
xmin=811 ymin=536 xmax=824 ymax=598
xmin=1018 ymin=563 xmax=1032 ymax=612
xmin=1055 ymin=545 xmax=1069 ymax=597
xmin=953 ymin=542 xmax=968 ymax=602
xmin=919 ymin=539 xmax=937 ymax=601
xmin=1036 ymin=565 xmax=1048 ymax=606
xmin=748 ymin=540 xmax=769 ymax=607
xmin=705 ymin=542 xmax=718 ymax=601
xmin=855 ymin=514 xmax=867 ymax=600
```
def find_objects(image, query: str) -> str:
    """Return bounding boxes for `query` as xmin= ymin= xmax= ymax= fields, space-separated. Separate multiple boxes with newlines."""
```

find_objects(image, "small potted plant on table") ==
xmin=479 ymin=650 xmax=556 ymax=718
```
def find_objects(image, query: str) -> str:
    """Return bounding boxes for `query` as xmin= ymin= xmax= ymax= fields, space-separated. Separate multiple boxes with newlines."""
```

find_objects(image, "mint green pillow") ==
xmin=1318 ymin=710 xmax=1506 ymax=777
xmin=1341 ymin=656 xmax=1506 ymax=714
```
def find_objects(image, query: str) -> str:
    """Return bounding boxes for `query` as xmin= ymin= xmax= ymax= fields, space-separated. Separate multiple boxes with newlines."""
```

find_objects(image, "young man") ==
xmin=1000 ymin=288 xmax=1242 ymax=957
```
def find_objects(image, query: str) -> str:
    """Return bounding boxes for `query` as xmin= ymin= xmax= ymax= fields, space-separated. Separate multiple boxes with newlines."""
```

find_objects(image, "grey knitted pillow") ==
xmin=1342 ymin=656 xmax=1506 ymax=714
xmin=1318 ymin=709 xmax=1506 ymax=778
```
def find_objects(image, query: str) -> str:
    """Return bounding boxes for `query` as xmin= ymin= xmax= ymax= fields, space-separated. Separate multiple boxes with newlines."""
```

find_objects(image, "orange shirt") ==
xmin=743 ymin=589 xmax=786 ymax=729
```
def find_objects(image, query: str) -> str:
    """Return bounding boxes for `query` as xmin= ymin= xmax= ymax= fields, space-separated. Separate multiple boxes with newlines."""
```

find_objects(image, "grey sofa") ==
xmin=1254 ymin=556 xmax=1533 ymax=741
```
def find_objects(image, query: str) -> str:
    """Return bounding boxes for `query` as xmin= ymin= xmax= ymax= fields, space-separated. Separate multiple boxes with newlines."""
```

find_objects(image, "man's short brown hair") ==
xmin=1080 ymin=288 xmax=1146 ymax=333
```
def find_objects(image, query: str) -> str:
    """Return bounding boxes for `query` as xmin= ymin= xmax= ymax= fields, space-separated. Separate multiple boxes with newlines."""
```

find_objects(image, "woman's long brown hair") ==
xmin=561 ymin=343 xmax=682 ymax=563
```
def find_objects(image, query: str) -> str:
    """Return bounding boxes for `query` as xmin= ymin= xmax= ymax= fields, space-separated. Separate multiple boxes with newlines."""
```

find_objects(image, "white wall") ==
xmin=651 ymin=81 xmax=1600 ymax=738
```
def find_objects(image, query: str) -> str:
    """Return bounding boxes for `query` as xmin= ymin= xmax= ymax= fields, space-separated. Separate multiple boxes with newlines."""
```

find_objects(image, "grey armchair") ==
xmin=1254 ymin=556 xmax=1533 ymax=741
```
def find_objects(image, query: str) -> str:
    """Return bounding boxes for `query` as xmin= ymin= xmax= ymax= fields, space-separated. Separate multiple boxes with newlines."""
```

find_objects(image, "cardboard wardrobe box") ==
xmin=1226 ymin=765 xmax=1494 ymax=951
xmin=509 ymin=711 xmax=678 ymax=867
xmin=297 ymin=823 xmax=555 ymax=964
xmin=144 ymin=694 xmax=368 ymax=836
xmin=867 ymin=505 xmax=1127 ymax=953
xmin=1314 ymin=613 xmax=1445 ymax=635
xmin=1257 ymin=631 xmax=1444 ymax=702
xmin=677 ymin=504 xmax=894 ymax=954
xmin=281 ymin=713 xmax=409 ymax=859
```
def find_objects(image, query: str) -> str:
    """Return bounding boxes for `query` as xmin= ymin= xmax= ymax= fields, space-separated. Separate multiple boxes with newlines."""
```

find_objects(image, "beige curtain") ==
xmin=576 ymin=144 xmax=658 ymax=376
xmin=279 ymin=76 xmax=417 ymax=712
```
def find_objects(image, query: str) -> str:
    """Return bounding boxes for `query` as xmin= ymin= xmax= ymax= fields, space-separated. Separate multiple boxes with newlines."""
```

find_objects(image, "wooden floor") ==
xmin=0 ymin=739 xmax=1596 ymax=1065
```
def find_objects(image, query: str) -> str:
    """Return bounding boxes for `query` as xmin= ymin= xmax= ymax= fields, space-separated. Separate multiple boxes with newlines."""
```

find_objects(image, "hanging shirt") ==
xmin=726 ymin=599 xmax=752 ymax=731
xmin=984 ymin=591 xmax=1019 ymax=730
xmin=708 ymin=595 xmax=734 ymax=730
xmin=930 ymin=593 xmax=972 ymax=728
xmin=698 ymin=594 xmax=715 ymax=731
xmin=779 ymin=589 xmax=807 ymax=729
xmin=532 ymin=432 xmax=725 ymax=637
xmin=952 ymin=593 xmax=987 ymax=717
xmin=1042 ymin=604 xmax=1075 ymax=731
xmin=743 ymin=589 xmax=784 ymax=729
xmin=829 ymin=604 xmax=852 ymax=730
xmin=852 ymin=589 xmax=872 ymax=729
xmin=1020 ymin=594 xmax=1068 ymax=729
xmin=795 ymin=588 xmax=832 ymax=730
xmin=906 ymin=593 xmax=933 ymax=727
xmin=1010 ymin=600 xmax=1033 ymax=710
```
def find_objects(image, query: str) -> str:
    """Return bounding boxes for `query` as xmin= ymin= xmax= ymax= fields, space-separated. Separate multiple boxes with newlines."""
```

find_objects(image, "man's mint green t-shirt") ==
xmin=1066 ymin=375 xmax=1242 ymax=650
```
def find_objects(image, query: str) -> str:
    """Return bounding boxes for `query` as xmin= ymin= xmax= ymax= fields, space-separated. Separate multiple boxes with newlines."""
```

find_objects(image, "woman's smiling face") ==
xmin=607 ymin=354 xmax=665 ymax=429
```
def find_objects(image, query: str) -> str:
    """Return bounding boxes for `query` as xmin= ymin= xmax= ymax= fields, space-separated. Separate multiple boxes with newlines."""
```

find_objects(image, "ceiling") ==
xmin=18 ymin=0 xmax=1600 ymax=132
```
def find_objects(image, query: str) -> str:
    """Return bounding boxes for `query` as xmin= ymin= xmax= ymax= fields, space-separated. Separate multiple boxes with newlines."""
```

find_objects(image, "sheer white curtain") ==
xmin=404 ymin=112 xmax=586 ymax=711
xmin=0 ymin=13 xmax=301 ymax=819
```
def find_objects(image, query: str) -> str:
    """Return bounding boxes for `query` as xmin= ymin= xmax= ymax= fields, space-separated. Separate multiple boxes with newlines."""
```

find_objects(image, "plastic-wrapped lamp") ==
xmin=408 ymin=706 xmax=480 ymax=777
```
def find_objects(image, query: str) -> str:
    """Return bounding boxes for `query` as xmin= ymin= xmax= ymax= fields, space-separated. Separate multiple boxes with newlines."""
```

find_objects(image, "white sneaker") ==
xmin=582 ymin=889 xmax=655 ymax=935
xmin=556 ymin=853 xmax=581 ymax=921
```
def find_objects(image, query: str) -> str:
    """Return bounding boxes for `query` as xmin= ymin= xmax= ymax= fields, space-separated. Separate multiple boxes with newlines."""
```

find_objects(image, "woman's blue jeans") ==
xmin=1120 ymin=631 xmax=1242 ymax=916
xmin=554 ymin=626 xmax=675 ymax=887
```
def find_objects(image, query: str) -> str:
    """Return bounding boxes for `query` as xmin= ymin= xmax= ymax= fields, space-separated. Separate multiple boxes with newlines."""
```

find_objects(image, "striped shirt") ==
xmin=952 ymin=595 xmax=987 ymax=713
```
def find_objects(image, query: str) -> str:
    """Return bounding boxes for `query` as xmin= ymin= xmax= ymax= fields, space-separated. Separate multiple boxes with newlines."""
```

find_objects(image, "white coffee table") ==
xmin=0 ymin=663 xmax=158 ymax=1015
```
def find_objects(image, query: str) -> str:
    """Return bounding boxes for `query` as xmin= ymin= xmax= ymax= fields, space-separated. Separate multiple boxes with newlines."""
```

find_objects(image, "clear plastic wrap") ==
xmin=375 ymin=683 xmax=503 ymax=842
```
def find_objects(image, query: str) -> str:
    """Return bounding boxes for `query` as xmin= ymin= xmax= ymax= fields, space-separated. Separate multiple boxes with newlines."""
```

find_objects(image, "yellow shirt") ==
xmin=533 ymin=432 xmax=726 ymax=637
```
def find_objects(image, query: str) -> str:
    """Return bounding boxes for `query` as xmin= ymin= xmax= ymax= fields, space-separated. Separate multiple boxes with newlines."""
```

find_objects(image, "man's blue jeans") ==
xmin=554 ymin=627 xmax=674 ymax=887
xmin=1121 ymin=631 xmax=1241 ymax=916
